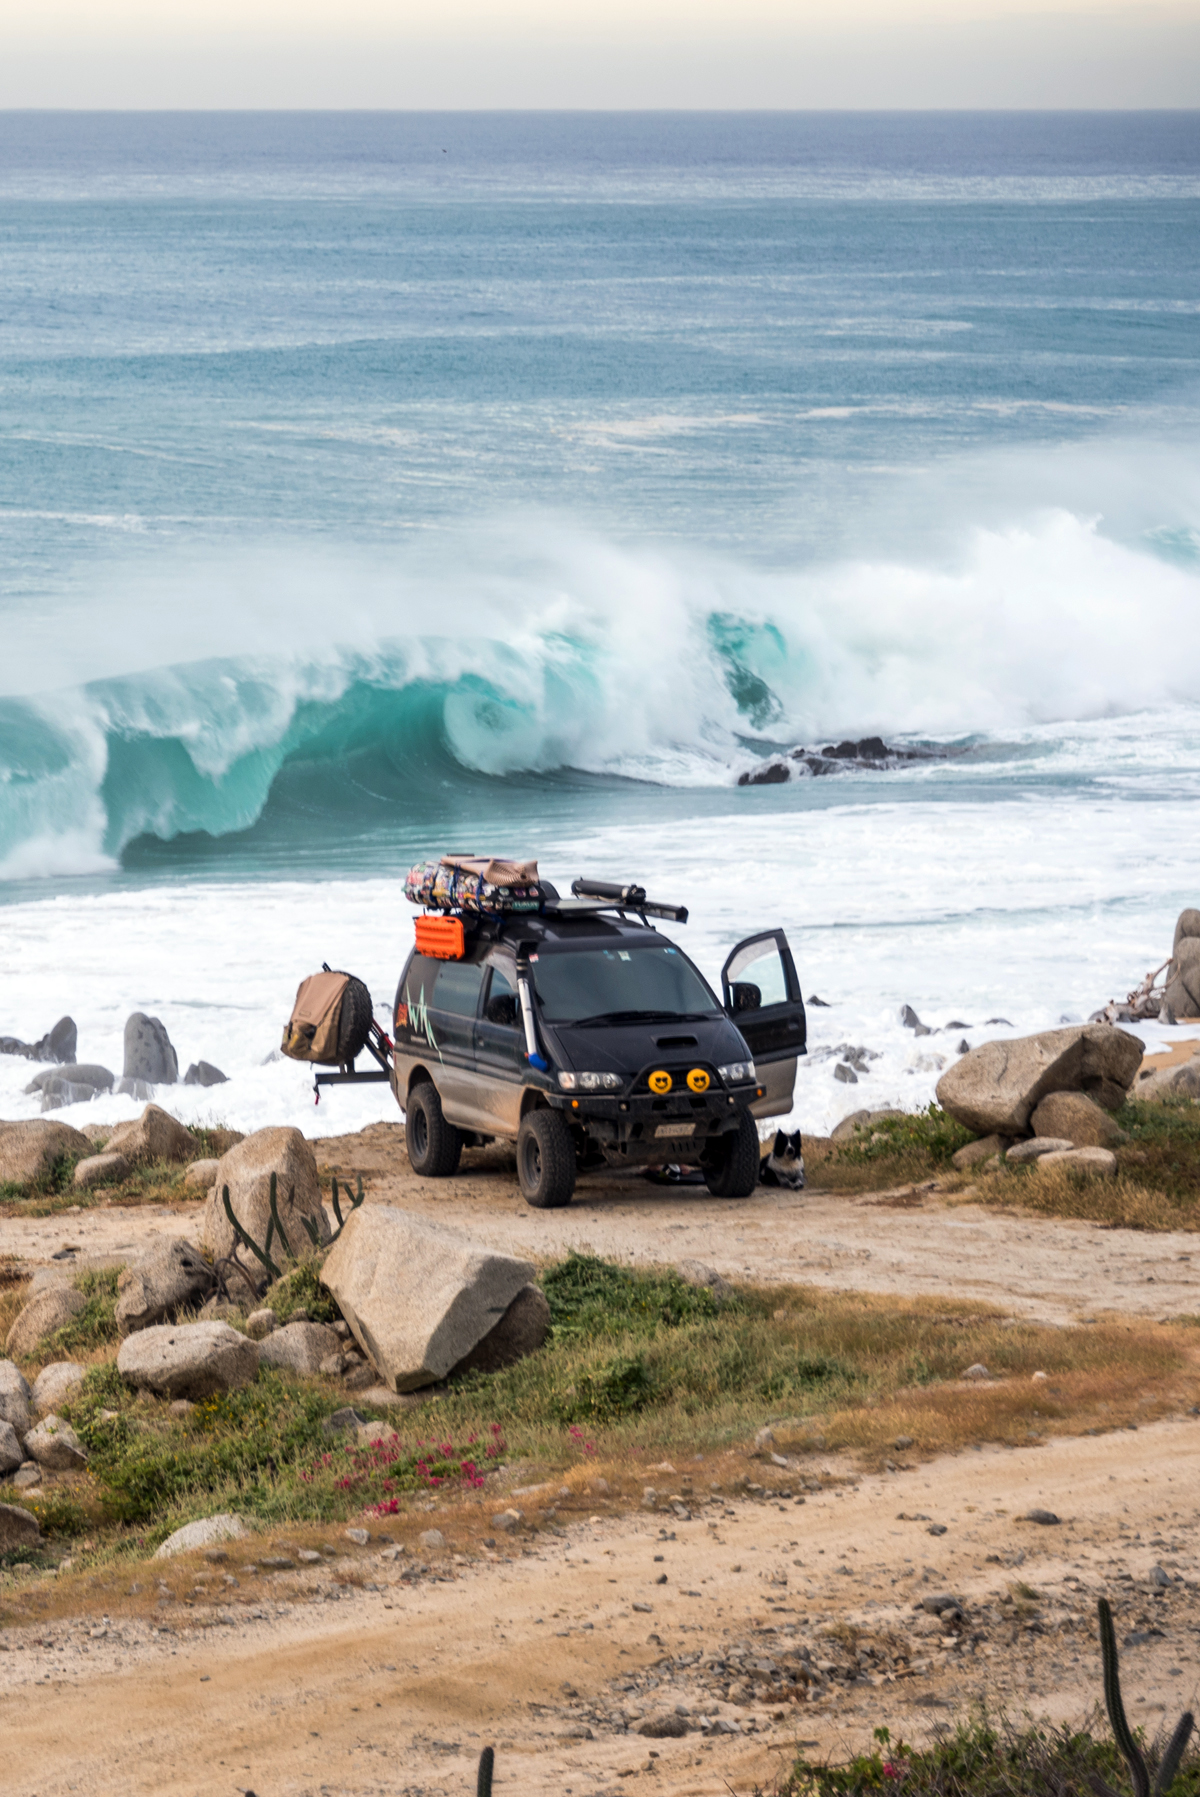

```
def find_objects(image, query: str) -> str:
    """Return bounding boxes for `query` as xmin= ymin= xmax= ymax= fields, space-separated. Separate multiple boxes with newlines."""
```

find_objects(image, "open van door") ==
xmin=720 ymin=930 xmax=806 ymax=1120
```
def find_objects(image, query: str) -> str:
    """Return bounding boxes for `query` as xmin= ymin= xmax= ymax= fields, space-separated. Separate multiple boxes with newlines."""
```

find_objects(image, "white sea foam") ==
xmin=1 ymin=776 xmax=1194 ymax=1143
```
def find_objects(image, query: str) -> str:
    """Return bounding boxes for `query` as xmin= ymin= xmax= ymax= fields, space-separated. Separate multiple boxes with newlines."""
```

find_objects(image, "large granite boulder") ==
xmin=449 ymin=1284 xmax=551 ymax=1379
xmin=0 ymin=1118 xmax=91 ymax=1187
xmin=0 ymin=1502 xmax=41 ymax=1550
xmin=0 ymin=1419 xmax=22 ymax=1475
xmin=936 ymin=1024 xmax=1142 ymax=1138
xmin=200 ymin=1127 xmax=330 ymax=1263
xmin=320 ymin=1206 xmax=536 ymax=1393
xmin=31 ymin=1361 xmax=85 ymax=1415
xmin=74 ymin=1153 xmax=131 ymax=1190
xmin=123 ymin=1013 xmax=179 ymax=1085
xmin=0 ymin=1361 xmax=32 ymax=1434
xmin=5 ymin=1287 xmax=85 ymax=1359
xmin=1030 ymin=1090 xmax=1127 ymax=1148
xmin=24 ymin=1414 xmax=87 ymax=1471
xmin=1134 ymin=1053 xmax=1200 ymax=1102
xmin=117 ymin=1321 xmax=259 ymax=1401
xmin=105 ymin=1104 xmax=196 ymax=1167
xmin=1164 ymin=913 xmax=1200 ymax=1019
xmin=115 ymin=1239 xmax=214 ymax=1334
xmin=256 ymin=1320 xmax=342 ymax=1376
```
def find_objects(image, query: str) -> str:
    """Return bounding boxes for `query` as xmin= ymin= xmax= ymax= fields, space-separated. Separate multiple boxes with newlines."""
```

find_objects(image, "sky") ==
xmin=3 ymin=0 xmax=1200 ymax=108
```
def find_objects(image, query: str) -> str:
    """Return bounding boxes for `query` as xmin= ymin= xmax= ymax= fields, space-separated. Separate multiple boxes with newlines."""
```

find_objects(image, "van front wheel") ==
xmin=518 ymin=1109 xmax=576 ymax=1209
xmin=703 ymin=1110 xmax=760 ymax=1198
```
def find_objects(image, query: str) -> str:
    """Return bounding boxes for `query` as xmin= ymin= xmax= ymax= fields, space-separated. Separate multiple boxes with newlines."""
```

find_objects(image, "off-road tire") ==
xmin=336 ymin=974 xmax=373 ymax=1064
xmin=702 ymin=1109 xmax=760 ymax=1198
xmin=406 ymin=1079 xmax=463 ymax=1178
xmin=517 ymin=1108 xmax=576 ymax=1209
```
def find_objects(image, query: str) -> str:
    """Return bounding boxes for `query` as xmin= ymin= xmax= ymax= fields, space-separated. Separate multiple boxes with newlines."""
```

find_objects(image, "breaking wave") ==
xmin=2 ymin=508 xmax=1199 ymax=881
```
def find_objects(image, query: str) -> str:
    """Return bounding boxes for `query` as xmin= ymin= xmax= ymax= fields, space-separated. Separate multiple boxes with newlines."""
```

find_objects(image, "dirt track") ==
xmin=7 ymin=1121 xmax=1199 ymax=1327
xmin=4 ymin=1125 xmax=1200 ymax=1795
xmin=3 ymin=1419 xmax=1200 ymax=1797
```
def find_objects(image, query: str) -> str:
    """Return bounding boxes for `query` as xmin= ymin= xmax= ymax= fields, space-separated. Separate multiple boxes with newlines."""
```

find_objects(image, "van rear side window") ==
xmin=431 ymin=959 xmax=485 ymax=1017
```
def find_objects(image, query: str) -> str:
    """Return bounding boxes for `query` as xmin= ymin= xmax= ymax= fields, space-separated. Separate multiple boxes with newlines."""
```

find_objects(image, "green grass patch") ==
xmin=40 ymin=1267 xmax=122 ymax=1358
xmin=785 ymin=1716 xmax=1200 ymax=1797
xmin=832 ymin=1105 xmax=974 ymax=1169
xmin=265 ymin=1258 xmax=339 ymax=1325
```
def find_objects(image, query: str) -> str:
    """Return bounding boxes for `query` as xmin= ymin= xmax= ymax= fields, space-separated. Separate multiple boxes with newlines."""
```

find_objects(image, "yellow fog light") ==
xmin=686 ymin=1068 xmax=710 ymax=1093
xmin=648 ymin=1069 xmax=673 ymax=1094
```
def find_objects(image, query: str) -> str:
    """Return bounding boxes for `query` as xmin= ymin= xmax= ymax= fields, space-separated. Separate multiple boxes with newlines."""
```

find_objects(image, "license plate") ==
xmin=655 ymin=1122 xmax=696 ymax=1139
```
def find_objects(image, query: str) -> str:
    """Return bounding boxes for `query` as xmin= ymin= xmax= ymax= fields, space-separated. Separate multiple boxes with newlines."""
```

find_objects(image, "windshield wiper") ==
xmin=568 ymin=1009 xmax=713 ymax=1027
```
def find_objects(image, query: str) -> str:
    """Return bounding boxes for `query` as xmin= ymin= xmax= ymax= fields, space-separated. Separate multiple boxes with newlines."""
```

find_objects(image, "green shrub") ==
xmin=549 ymin=1352 xmax=657 ymax=1423
xmin=266 ymin=1259 xmax=338 ymax=1324
xmin=40 ymin=1267 xmax=122 ymax=1357
xmin=542 ymin=1251 xmax=725 ymax=1339
xmin=835 ymin=1105 xmax=973 ymax=1167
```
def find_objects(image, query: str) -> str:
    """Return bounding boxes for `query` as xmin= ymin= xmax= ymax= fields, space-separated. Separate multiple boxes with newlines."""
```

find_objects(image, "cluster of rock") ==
xmin=933 ymin=1022 xmax=1143 ymax=1175
xmin=737 ymin=736 xmax=949 ymax=787
xmin=0 ymin=1102 xmax=215 ymax=1191
xmin=2 ymin=1010 xmax=226 ymax=1112
xmin=1100 ymin=906 xmax=1200 ymax=1025
xmin=2 ymin=1122 xmax=552 ymax=1516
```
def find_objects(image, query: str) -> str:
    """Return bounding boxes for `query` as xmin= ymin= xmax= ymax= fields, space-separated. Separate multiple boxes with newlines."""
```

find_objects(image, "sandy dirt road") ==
xmin=3 ymin=1419 xmax=1199 ymax=1797
xmin=7 ymin=1122 xmax=1198 ymax=1327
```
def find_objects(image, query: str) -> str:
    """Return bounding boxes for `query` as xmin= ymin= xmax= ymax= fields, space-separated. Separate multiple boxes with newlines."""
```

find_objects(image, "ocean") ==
xmin=1 ymin=111 xmax=1198 ymax=1139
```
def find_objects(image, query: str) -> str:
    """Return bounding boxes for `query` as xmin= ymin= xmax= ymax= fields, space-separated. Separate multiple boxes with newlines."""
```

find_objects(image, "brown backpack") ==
xmin=281 ymin=970 xmax=351 ymax=1064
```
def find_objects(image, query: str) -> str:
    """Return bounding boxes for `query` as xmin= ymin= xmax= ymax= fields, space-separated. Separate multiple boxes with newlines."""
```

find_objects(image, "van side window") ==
xmin=432 ymin=959 xmax=485 ymax=1017
xmin=483 ymin=960 xmax=519 ymax=1027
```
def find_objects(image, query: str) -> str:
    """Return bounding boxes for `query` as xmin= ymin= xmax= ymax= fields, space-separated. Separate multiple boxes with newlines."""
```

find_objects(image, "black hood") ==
xmin=543 ymin=1012 xmax=751 ymax=1078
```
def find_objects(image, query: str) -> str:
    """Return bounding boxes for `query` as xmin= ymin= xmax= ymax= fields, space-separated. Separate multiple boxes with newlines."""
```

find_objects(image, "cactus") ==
xmin=220 ymin=1183 xmax=282 ymax=1282
xmin=1093 ymin=1596 xmax=1194 ymax=1797
xmin=267 ymin=1171 xmax=294 ymax=1260
xmin=476 ymin=1746 xmax=494 ymax=1797
xmin=300 ymin=1171 xmax=366 ymax=1247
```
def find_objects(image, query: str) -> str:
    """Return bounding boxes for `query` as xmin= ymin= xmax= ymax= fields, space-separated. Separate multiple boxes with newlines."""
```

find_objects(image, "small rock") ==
xmin=73 ymin=1152 xmax=131 ymax=1191
xmin=491 ymin=1509 xmax=524 ymax=1532
xmin=418 ymin=1529 xmax=446 ymax=1551
xmin=1035 ymin=1146 xmax=1119 ymax=1176
xmin=632 ymin=1601 xmax=653 ymax=1614
xmin=1030 ymin=1089 xmax=1127 ymax=1149
xmin=1025 ymin=1508 xmax=1060 ymax=1525
xmin=639 ymin=1715 xmax=688 ymax=1738
xmin=1005 ymin=1137 xmax=1073 ymax=1165
xmin=754 ymin=1426 xmax=776 ymax=1451
xmin=641 ymin=1487 xmax=658 ymax=1509
xmin=24 ymin=1414 xmax=87 ymax=1471
xmin=894 ymin=1435 xmax=914 ymax=1449
xmin=117 ymin=1321 xmax=259 ymax=1401
xmin=245 ymin=1309 xmax=277 ymax=1341
xmin=321 ymin=1408 xmax=368 ymax=1436
xmin=1150 ymin=1564 xmax=1170 ymax=1587
xmin=183 ymin=1159 xmax=220 ymax=1192
xmin=951 ymin=1134 xmax=1012 ymax=1170
xmin=834 ymin=1063 xmax=858 ymax=1084
xmin=674 ymin=1260 xmax=734 ymax=1305
xmin=926 ymin=1523 xmax=947 ymax=1536
xmin=1032 ymin=1370 xmax=1049 ymax=1382
xmin=297 ymin=1548 xmax=323 ymax=1563
xmin=256 ymin=1321 xmax=341 ymax=1376
xmin=169 ymin=1398 xmax=196 ymax=1417
xmin=155 ymin=1513 xmax=250 ymax=1558
xmin=919 ymin=1592 xmax=962 ymax=1614
xmin=318 ymin=1352 xmax=346 ymax=1376
xmin=0 ymin=1500 xmax=41 ymax=1550
xmin=961 ymin=1363 xmax=990 ymax=1381
xmin=183 ymin=1061 xmax=228 ymax=1087
xmin=900 ymin=1005 xmax=933 ymax=1036
xmin=344 ymin=1527 xmax=370 ymax=1546
xmin=12 ymin=1465 xmax=42 ymax=1490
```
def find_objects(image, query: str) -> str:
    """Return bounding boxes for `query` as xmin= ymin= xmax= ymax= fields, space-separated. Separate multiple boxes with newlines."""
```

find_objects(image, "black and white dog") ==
xmin=759 ymin=1129 xmax=805 ymax=1189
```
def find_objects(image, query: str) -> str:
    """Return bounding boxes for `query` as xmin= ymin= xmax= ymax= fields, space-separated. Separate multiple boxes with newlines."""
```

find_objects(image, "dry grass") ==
xmin=953 ymin=1160 xmax=1200 ymax=1232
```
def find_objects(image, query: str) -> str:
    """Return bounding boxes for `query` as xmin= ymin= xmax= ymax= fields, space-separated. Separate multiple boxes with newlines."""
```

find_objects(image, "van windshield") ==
xmin=531 ymin=945 xmax=719 ymax=1024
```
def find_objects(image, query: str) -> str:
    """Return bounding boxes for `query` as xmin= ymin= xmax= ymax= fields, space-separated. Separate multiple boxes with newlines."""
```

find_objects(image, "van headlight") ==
xmin=717 ymin=1060 xmax=757 ymax=1085
xmin=558 ymin=1071 xmax=624 ymax=1092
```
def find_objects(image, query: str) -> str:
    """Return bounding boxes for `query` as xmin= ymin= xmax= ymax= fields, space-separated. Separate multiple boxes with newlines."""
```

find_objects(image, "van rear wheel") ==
xmin=406 ymin=1080 xmax=463 ymax=1178
xmin=517 ymin=1109 xmax=576 ymax=1209
xmin=702 ymin=1110 xmax=760 ymax=1198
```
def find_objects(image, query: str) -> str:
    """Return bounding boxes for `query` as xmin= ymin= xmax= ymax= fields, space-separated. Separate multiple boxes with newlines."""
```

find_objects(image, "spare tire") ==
xmin=335 ymin=975 xmax=373 ymax=1063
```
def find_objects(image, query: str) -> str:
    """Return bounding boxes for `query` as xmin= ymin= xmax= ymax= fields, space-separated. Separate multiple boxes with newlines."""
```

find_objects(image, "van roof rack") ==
xmin=539 ymin=878 xmax=688 ymax=926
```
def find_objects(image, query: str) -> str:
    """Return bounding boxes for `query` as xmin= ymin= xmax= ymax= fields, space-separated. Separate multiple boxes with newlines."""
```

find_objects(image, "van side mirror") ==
xmin=730 ymin=981 xmax=762 ymax=1014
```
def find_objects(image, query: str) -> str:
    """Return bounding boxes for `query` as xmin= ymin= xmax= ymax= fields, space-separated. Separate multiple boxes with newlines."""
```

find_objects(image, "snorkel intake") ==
xmin=515 ymin=944 xmax=549 ymax=1073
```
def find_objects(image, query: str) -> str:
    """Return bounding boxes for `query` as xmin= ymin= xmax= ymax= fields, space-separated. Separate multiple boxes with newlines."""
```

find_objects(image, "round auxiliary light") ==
xmin=648 ymin=1069 xmax=673 ymax=1094
xmin=686 ymin=1068 xmax=711 ymax=1093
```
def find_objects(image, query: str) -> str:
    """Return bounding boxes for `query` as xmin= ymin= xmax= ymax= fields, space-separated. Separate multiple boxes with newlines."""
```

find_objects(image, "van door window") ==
xmin=433 ymin=960 xmax=485 ymax=1018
